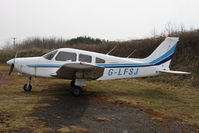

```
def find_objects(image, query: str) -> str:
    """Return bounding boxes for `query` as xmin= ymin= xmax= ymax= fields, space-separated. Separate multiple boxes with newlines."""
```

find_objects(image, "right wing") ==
xmin=52 ymin=62 xmax=104 ymax=80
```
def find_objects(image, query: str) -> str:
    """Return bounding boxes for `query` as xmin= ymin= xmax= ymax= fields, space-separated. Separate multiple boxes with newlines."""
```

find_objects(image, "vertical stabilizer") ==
xmin=144 ymin=37 xmax=179 ymax=69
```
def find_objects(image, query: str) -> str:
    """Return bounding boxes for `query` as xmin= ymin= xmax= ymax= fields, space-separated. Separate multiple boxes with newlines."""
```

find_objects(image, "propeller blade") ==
xmin=8 ymin=52 xmax=18 ymax=76
xmin=8 ymin=64 xmax=14 ymax=76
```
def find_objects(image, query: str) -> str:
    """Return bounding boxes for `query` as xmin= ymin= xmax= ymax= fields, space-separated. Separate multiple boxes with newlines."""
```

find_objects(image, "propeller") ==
xmin=8 ymin=52 xmax=18 ymax=76
xmin=8 ymin=64 xmax=14 ymax=75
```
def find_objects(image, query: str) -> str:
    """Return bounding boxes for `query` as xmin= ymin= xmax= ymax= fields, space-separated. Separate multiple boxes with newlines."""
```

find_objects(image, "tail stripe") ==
xmin=150 ymin=43 xmax=177 ymax=64
xmin=154 ymin=54 xmax=173 ymax=66
xmin=98 ymin=54 xmax=173 ymax=68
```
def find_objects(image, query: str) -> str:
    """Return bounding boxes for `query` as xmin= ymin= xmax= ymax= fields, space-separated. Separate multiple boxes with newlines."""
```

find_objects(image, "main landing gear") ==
xmin=70 ymin=80 xmax=84 ymax=96
xmin=23 ymin=76 xmax=32 ymax=92
xmin=22 ymin=77 xmax=85 ymax=96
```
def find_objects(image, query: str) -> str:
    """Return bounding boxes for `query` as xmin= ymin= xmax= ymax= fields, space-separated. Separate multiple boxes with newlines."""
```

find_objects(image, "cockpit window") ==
xmin=55 ymin=51 xmax=77 ymax=61
xmin=43 ymin=50 xmax=58 ymax=60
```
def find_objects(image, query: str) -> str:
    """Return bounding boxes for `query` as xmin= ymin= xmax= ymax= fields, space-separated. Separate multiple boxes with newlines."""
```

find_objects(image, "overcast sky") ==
xmin=0 ymin=0 xmax=199 ymax=48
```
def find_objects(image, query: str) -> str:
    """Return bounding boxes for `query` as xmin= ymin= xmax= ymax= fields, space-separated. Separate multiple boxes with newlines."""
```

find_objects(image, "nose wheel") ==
xmin=23 ymin=77 xmax=32 ymax=92
xmin=24 ymin=83 xmax=32 ymax=92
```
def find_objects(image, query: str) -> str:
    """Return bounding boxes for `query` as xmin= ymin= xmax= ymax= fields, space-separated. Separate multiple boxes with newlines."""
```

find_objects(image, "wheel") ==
xmin=23 ymin=84 xmax=32 ymax=92
xmin=71 ymin=86 xmax=82 ymax=96
xmin=70 ymin=80 xmax=75 ymax=88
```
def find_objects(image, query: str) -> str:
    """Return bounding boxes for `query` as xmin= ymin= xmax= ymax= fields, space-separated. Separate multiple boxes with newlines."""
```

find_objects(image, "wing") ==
xmin=52 ymin=62 xmax=104 ymax=80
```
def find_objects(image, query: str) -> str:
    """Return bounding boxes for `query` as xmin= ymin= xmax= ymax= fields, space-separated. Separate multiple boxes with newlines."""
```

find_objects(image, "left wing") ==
xmin=52 ymin=62 xmax=104 ymax=80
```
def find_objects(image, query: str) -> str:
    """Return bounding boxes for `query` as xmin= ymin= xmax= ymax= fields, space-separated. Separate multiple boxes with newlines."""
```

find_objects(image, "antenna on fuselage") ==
xmin=106 ymin=46 xmax=117 ymax=55
xmin=127 ymin=49 xmax=136 ymax=58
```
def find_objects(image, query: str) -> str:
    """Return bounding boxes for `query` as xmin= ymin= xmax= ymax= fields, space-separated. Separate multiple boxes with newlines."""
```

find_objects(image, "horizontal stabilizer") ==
xmin=159 ymin=69 xmax=191 ymax=75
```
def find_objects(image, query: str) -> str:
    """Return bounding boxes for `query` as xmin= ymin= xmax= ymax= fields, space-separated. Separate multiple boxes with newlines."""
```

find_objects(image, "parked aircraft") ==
xmin=7 ymin=37 xmax=190 ymax=96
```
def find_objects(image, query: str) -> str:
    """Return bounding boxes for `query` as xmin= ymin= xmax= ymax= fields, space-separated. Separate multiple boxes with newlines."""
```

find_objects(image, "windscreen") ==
xmin=43 ymin=50 xmax=58 ymax=60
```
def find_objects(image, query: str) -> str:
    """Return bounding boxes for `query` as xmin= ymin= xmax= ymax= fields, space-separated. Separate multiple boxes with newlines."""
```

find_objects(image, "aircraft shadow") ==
xmin=31 ymin=83 xmax=90 ymax=130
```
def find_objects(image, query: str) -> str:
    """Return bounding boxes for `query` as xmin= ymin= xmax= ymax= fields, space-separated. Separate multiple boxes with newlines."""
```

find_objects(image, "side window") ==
xmin=43 ymin=50 xmax=58 ymax=60
xmin=55 ymin=51 xmax=77 ymax=61
xmin=96 ymin=57 xmax=105 ymax=63
xmin=79 ymin=54 xmax=92 ymax=63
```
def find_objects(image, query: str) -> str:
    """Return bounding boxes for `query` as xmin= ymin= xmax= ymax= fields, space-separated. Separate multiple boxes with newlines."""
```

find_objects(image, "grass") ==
xmin=87 ymin=76 xmax=199 ymax=126
xmin=93 ymin=117 xmax=113 ymax=123
xmin=57 ymin=126 xmax=90 ymax=133
xmin=0 ymin=65 xmax=65 ymax=132
xmin=0 ymin=64 xmax=199 ymax=132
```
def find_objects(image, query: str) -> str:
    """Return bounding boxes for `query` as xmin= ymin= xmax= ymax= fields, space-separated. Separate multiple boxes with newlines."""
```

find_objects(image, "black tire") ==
xmin=71 ymin=86 xmax=82 ymax=96
xmin=23 ymin=84 xmax=32 ymax=92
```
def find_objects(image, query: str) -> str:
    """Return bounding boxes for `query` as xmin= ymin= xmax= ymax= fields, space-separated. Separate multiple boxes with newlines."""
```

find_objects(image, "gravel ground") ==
xmin=29 ymin=89 xmax=198 ymax=133
xmin=5 ymin=83 xmax=198 ymax=133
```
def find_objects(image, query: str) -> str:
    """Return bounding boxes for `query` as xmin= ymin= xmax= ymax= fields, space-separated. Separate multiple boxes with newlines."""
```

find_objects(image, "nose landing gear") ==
xmin=23 ymin=76 xmax=32 ymax=92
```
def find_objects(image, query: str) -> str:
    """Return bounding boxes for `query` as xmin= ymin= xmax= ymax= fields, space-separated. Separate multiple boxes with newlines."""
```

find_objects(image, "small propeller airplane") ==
xmin=7 ymin=37 xmax=190 ymax=96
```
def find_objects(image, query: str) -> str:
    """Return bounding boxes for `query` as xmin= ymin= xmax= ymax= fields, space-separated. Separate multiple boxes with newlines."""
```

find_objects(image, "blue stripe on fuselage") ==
xmin=27 ymin=64 xmax=61 ymax=68
xmin=27 ymin=43 xmax=177 ymax=68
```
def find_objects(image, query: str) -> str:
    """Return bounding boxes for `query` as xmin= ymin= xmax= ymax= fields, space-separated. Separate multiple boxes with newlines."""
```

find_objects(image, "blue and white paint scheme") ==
xmin=6 ymin=37 xmax=190 ymax=96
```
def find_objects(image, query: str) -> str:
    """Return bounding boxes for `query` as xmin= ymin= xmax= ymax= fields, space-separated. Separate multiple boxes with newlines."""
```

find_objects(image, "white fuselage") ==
xmin=7 ymin=48 xmax=160 ymax=80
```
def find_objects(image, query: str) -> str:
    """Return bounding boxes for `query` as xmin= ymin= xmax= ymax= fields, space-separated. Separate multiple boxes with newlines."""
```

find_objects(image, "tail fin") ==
xmin=144 ymin=37 xmax=179 ymax=70
xmin=137 ymin=37 xmax=190 ymax=74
